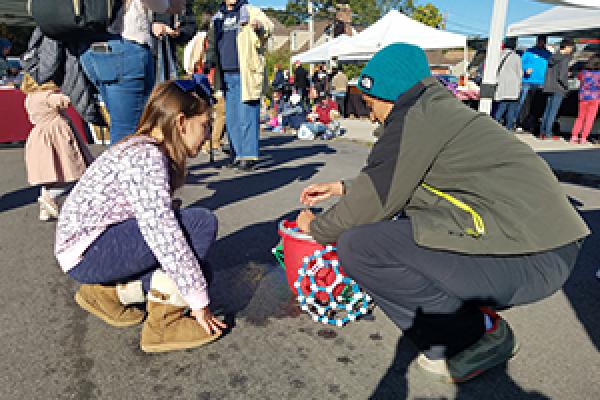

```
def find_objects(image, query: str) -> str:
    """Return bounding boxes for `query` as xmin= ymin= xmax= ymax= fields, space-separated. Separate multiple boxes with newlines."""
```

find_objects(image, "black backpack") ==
xmin=29 ymin=0 xmax=123 ymax=42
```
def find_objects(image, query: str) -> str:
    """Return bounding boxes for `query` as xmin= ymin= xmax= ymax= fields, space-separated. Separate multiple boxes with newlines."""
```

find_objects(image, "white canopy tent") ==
xmin=506 ymin=5 xmax=600 ymax=37
xmin=479 ymin=0 xmax=600 ymax=114
xmin=331 ymin=10 xmax=467 ymax=62
xmin=291 ymin=35 xmax=351 ymax=64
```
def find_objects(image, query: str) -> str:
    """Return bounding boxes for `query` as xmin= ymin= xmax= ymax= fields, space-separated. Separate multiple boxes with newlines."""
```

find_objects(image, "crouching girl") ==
xmin=55 ymin=75 xmax=226 ymax=353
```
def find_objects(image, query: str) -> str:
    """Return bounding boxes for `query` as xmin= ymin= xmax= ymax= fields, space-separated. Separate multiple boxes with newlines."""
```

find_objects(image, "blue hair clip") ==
xmin=174 ymin=74 xmax=215 ymax=105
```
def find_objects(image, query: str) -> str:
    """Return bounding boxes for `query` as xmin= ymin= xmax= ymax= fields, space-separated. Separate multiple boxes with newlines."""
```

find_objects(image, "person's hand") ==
xmin=152 ymin=22 xmax=168 ymax=37
xmin=526 ymin=68 xmax=533 ymax=75
xmin=300 ymin=182 xmax=344 ymax=206
xmin=191 ymin=306 xmax=227 ymax=335
xmin=165 ymin=24 xmax=180 ymax=38
xmin=296 ymin=209 xmax=315 ymax=233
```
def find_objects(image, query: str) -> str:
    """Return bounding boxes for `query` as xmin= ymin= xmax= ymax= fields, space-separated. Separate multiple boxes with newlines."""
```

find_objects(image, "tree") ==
xmin=280 ymin=0 xmax=440 ymax=30
xmin=411 ymin=3 xmax=443 ymax=29
xmin=279 ymin=0 xmax=381 ymax=30
xmin=191 ymin=0 xmax=221 ymax=30
xmin=377 ymin=0 xmax=416 ymax=15
xmin=346 ymin=0 xmax=380 ymax=27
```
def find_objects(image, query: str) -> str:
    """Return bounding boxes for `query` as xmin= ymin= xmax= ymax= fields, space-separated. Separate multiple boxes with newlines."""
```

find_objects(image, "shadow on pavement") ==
xmin=188 ymin=142 xmax=336 ymax=173
xmin=189 ymin=163 xmax=324 ymax=210
xmin=207 ymin=212 xmax=305 ymax=327
xmin=554 ymin=169 xmax=600 ymax=191
xmin=563 ymin=209 xmax=600 ymax=352
xmin=257 ymin=143 xmax=337 ymax=169
xmin=538 ymin=148 xmax=600 ymax=185
xmin=370 ymin=336 xmax=552 ymax=400
xmin=259 ymin=134 xmax=297 ymax=148
xmin=0 ymin=186 xmax=39 ymax=213
xmin=368 ymin=336 xmax=413 ymax=399
xmin=370 ymin=209 xmax=600 ymax=399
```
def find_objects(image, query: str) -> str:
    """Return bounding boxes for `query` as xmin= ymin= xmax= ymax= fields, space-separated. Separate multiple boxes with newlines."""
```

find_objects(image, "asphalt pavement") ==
xmin=1 ymin=128 xmax=599 ymax=400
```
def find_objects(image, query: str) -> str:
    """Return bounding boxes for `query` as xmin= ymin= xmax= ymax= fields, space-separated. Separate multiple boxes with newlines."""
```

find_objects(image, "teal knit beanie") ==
xmin=357 ymin=43 xmax=431 ymax=102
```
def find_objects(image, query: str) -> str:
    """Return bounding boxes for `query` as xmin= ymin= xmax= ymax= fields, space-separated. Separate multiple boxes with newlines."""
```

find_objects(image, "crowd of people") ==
xmin=2 ymin=0 xmax=594 ymax=386
xmin=492 ymin=35 xmax=600 ymax=143
xmin=265 ymin=61 xmax=348 ymax=140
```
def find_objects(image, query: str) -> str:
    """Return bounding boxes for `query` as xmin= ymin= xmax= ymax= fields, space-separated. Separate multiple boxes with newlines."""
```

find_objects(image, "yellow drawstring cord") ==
xmin=420 ymin=183 xmax=486 ymax=238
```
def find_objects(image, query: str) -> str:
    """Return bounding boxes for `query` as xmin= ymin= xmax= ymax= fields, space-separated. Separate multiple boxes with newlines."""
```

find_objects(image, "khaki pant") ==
xmin=203 ymin=95 xmax=226 ymax=151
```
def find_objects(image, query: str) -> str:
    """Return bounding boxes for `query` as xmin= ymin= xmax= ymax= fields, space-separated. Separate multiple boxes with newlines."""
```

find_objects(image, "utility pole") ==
xmin=308 ymin=0 xmax=314 ymax=75
xmin=308 ymin=0 xmax=314 ymax=49
xmin=478 ymin=0 xmax=508 ymax=114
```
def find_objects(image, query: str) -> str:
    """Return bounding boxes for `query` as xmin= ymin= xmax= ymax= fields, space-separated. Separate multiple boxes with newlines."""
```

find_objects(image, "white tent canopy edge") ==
xmin=330 ymin=10 xmax=467 ymax=62
xmin=506 ymin=5 xmax=600 ymax=37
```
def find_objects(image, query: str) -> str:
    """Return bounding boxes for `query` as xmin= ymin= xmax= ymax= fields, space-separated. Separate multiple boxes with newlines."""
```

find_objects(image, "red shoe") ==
xmin=551 ymin=136 xmax=561 ymax=141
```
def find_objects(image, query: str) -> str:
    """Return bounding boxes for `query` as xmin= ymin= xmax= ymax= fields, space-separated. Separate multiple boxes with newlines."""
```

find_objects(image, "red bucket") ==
xmin=277 ymin=220 xmax=330 ymax=294
xmin=279 ymin=220 xmax=345 ymax=302
xmin=275 ymin=220 xmax=372 ymax=326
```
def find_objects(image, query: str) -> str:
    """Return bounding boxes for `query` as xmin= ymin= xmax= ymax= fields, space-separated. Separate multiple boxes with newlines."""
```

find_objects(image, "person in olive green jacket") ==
xmin=296 ymin=43 xmax=589 ymax=383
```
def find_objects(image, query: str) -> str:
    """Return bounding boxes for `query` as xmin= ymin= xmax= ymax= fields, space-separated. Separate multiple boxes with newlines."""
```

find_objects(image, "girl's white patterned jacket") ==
xmin=55 ymin=136 xmax=209 ymax=310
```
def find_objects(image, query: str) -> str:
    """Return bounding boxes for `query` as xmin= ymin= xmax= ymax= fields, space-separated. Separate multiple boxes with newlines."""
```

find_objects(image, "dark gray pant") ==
xmin=337 ymin=219 xmax=580 ymax=359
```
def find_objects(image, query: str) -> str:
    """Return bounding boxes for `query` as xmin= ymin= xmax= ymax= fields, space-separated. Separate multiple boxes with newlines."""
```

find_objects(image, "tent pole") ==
xmin=463 ymin=44 xmax=468 ymax=83
xmin=479 ymin=0 xmax=509 ymax=114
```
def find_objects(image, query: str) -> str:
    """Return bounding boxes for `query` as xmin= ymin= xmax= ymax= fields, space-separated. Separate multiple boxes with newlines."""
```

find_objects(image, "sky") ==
xmin=250 ymin=0 xmax=554 ymax=37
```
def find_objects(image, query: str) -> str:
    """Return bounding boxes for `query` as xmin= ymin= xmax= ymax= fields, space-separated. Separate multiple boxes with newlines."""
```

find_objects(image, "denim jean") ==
xmin=540 ymin=93 xmax=565 ymax=137
xmin=67 ymin=208 xmax=217 ymax=293
xmin=223 ymin=72 xmax=260 ymax=160
xmin=297 ymin=122 xmax=328 ymax=140
xmin=515 ymin=82 xmax=543 ymax=130
xmin=494 ymin=100 xmax=519 ymax=130
xmin=79 ymin=37 xmax=155 ymax=145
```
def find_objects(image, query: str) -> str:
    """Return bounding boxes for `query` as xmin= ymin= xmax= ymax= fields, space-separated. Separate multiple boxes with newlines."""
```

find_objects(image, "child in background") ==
xmin=21 ymin=74 xmax=92 ymax=221
xmin=264 ymin=108 xmax=282 ymax=132
xmin=570 ymin=54 xmax=600 ymax=144
xmin=297 ymin=96 xmax=341 ymax=140
xmin=55 ymin=75 xmax=226 ymax=353
xmin=280 ymin=92 xmax=307 ymax=134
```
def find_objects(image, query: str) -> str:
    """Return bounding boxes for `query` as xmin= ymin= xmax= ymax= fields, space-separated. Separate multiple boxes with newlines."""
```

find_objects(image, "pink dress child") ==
xmin=24 ymin=90 xmax=92 ymax=220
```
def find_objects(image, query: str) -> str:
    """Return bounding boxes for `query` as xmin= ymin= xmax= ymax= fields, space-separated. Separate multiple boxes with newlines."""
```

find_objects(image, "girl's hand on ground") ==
xmin=191 ymin=307 xmax=227 ymax=336
xmin=296 ymin=209 xmax=315 ymax=233
xmin=300 ymin=182 xmax=344 ymax=206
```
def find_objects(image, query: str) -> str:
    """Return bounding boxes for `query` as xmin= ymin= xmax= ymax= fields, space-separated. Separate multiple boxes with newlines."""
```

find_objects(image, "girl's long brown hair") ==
xmin=129 ymin=81 xmax=210 ymax=191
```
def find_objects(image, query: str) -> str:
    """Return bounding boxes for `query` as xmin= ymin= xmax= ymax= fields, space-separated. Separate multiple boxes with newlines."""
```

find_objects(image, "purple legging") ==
xmin=67 ymin=208 xmax=216 ymax=293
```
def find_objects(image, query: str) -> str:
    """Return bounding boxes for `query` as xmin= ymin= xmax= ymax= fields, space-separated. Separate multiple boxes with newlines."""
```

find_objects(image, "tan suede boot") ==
xmin=140 ymin=271 xmax=220 ymax=353
xmin=74 ymin=283 xmax=145 ymax=327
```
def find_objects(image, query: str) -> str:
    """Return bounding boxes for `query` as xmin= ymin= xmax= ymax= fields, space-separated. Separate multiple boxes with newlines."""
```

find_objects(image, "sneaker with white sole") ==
xmin=417 ymin=310 xmax=519 ymax=383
